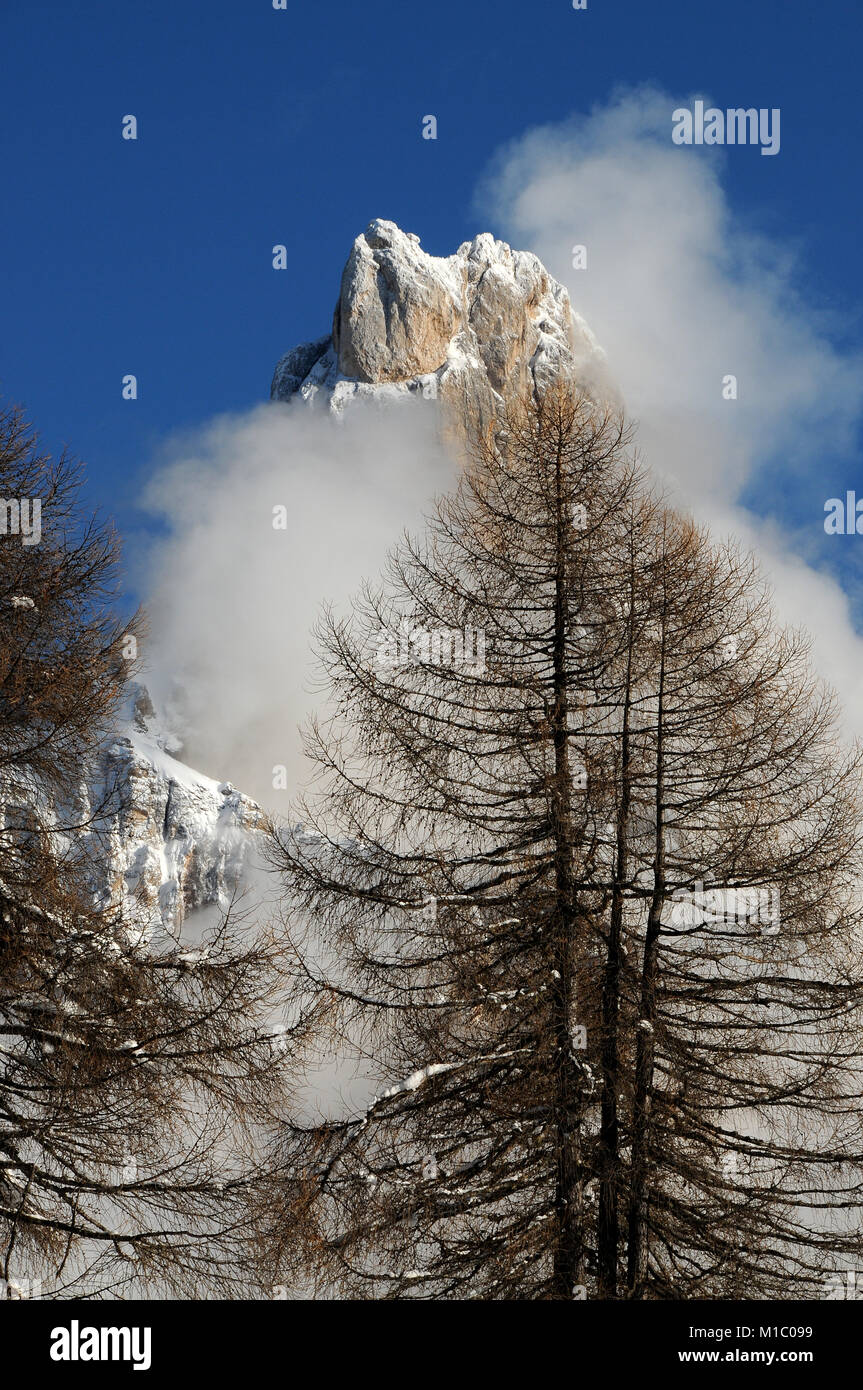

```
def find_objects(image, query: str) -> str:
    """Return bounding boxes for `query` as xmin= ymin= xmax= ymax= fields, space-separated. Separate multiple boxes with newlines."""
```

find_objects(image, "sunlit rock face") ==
xmin=271 ymin=219 xmax=608 ymax=431
xmin=81 ymin=685 xmax=264 ymax=935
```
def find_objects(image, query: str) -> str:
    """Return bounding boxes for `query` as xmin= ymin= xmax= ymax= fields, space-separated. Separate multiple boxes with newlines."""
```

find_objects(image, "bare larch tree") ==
xmin=264 ymin=382 xmax=863 ymax=1300
xmin=0 ymin=404 xmax=289 ymax=1299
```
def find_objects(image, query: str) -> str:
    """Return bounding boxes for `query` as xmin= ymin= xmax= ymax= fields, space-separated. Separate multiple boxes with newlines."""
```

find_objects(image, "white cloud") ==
xmin=137 ymin=397 xmax=457 ymax=807
xmin=138 ymin=93 xmax=863 ymax=807
xmin=475 ymin=85 xmax=863 ymax=726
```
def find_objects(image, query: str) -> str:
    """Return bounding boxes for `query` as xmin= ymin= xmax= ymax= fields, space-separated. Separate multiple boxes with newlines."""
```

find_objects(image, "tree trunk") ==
xmin=626 ymin=620 xmax=666 ymax=1296
xmin=597 ymin=573 xmax=636 ymax=1298
xmin=550 ymin=438 xmax=584 ymax=1298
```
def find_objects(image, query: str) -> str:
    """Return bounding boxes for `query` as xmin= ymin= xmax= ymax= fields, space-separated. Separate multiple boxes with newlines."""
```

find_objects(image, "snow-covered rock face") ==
xmin=271 ymin=219 xmax=606 ymax=427
xmin=84 ymin=686 xmax=264 ymax=936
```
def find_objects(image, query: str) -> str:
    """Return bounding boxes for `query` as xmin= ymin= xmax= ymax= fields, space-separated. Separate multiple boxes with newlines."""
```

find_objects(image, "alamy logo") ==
xmin=670 ymin=881 xmax=780 ymax=934
xmin=824 ymin=492 xmax=863 ymax=534
xmin=824 ymin=1271 xmax=863 ymax=1300
xmin=50 ymin=1321 xmax=152 ymax=1371
xmin=1 ymin=1275 xmax=41 ymax=1298
xmin=0 ymin=497 xmax=41 ymax=546
xmin=672 ymin=101 xmax=780 ymax=156
xmin=375 ymin=620 xmax=486 ymax=673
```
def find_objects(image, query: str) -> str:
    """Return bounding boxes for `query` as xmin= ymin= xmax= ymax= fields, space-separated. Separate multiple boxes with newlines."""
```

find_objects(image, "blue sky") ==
xmin=3 ymin=0 xmax=863 ymax=614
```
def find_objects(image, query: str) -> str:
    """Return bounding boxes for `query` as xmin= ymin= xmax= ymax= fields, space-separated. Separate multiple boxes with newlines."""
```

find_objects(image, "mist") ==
xmin=138 ymin=395 xmax=457 ymax=809
xmin=476 ymin=85 xmax=863 ymax=724
xmin=139 ymin=88 xmax=863 ymax=811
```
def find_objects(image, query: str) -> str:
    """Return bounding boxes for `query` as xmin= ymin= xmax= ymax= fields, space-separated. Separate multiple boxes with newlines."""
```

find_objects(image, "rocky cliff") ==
xmin=84 ymin=685 xmax=264 ymax=936
xmin=271 ymin=219 xmax=607 ymax=434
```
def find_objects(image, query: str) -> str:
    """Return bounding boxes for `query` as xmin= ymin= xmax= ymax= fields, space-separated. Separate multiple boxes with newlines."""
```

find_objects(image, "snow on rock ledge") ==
xmin=84 ymin=685 xmax=264 ymax=935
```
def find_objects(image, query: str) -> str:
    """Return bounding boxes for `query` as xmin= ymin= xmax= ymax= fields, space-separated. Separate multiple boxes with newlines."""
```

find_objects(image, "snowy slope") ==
xmin=82 ymin=685 xmax=264 ymax=934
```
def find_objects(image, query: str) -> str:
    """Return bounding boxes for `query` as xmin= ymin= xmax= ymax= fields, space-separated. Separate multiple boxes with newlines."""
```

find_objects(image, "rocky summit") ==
xmin=271 ymin=219 xmax=607 ymax=434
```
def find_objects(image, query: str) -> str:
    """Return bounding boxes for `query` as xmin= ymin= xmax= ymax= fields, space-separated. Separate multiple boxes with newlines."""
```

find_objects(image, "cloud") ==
xmin=475 ymin=86 xmax=863 ymax=724
xmin=137 ymin=396 xmax=457 ymax=808
xmin=138 ymin=90 xmax=863 ymax=809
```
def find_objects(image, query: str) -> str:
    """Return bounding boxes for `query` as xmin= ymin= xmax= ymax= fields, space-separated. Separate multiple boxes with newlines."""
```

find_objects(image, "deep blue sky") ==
xmin=3 ymin=0 xmax=862 ymax=598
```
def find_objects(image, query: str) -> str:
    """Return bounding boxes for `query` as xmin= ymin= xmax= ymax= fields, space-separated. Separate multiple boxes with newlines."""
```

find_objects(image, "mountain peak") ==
xmin=271 ymin=220 xmax=607 ymax=423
